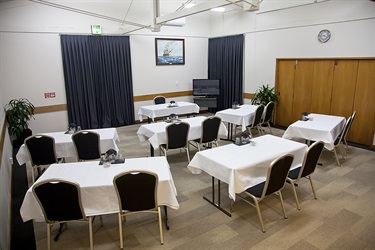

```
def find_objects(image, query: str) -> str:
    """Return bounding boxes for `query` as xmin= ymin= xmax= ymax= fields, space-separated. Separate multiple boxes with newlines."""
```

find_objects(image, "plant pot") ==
xmin=12 ymin=129 xmax=32 ymax=149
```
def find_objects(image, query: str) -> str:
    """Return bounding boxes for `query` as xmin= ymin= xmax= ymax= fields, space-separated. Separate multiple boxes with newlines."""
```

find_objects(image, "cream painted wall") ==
xmin=0 ymin=4 xmax=211 ymax=133
xmin=209 ymin=0 xmax=375 ymax=94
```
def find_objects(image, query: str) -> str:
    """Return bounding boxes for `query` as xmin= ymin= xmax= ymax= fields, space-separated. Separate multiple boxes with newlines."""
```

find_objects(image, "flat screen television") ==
xmin=193 ymin=79 xmax=220 ymax=96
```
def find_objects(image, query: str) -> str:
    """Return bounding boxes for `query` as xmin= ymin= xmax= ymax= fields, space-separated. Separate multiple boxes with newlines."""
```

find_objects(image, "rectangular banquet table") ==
xmin=138 ymin=101 xmax=200 ymax=122
xmin=137 ymin=116 xmax=228 ymax=156
xmin=187 ymin=135 xmax=308 ymax=208
xmin=16 ymin=128 xmax=120 ymax=165
xmin=215 ymin=104 xmax=259 ymax=140
xmin=282 ymin=113 xmax=346 ymax=150
xmin=20 ymin=156 xmax=179 ymax=223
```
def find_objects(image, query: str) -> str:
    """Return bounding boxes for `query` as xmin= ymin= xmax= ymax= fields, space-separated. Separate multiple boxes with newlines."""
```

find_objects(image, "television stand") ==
xmin=193 ymin=96 xmax=217 ymax=108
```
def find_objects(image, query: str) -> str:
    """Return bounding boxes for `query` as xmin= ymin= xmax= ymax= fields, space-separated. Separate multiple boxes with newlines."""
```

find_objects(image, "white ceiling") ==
xmin=0 ymin=0 xmax=338 ymax=33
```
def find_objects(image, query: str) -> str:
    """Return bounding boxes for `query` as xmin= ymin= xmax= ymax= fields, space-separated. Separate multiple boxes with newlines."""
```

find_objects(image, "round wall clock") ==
xmin=318 ymin=29 xmax=331 ymax=43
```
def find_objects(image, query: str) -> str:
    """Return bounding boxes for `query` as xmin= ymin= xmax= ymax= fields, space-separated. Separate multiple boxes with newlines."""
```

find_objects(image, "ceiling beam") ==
xmin=155 ymin=0 xmax=244 ymax=24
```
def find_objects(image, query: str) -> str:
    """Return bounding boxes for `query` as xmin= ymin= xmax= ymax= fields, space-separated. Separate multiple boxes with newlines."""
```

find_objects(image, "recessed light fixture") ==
xmin=211 ymin=7 xmax=225 ymax=12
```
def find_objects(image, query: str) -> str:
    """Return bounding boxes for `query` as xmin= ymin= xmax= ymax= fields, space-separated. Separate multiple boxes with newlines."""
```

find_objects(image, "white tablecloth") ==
xmin=187 ymin=134 xmax=308 ymax=200
xmin=282 ymin=113 xmax=346 ymax=150
xmin=16 ymin=128 xmax=120 ymax=165
xmin=215 ymin=104 xmax=258 ymax=131
xmin=20 ymin=157 xmax=179 ymax=222
xmin=136 ymin=116 xmax=228 ymax=150
xmin=138 ymin=101 xmax=200 ymax=122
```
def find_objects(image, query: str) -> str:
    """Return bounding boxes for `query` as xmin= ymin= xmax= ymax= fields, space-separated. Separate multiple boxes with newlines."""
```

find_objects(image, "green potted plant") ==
xmin=5 ymin=98 xmax=35 ymax=148
xmin=251 ymin=84 xmax=279 ymax=105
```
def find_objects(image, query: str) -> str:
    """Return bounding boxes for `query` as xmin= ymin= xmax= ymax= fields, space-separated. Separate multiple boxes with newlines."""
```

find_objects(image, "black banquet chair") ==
xmin=343 ymin=111 xmax=356 ymax=154
xmin=72 ymin=131 xmax=101 ymax=161
xmin=331 ymin=116 xmax=352 ymax=166
xmin=160 ymin=121 xmax=190 ymax=162
xmin=190 ymin=116 xmax=222 ymax=151
xmin=24 ymin=135 xmax=61 ymax=183
xmin=32 ymin=179 xmax=94 ymax=250
xmin=153 ymin=96 xmax=166 ymax=105
xmin=235 ymin=154 xmax=294 ymax=232
xmin=287 ymin=141 xmax=324 ymax=210
xmin=260 ymin=101 xmax=275 ymax=134
xmin=113 ymin=171 xmax=163 ymax=249
xmin=247 ymin=104 xmax=265 ymax=137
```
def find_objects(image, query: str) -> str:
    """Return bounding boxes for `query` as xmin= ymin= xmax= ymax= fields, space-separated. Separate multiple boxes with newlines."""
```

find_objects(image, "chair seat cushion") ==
xmin=288 ymin=166 xmax=301 ymax=180
xmin=245 ymin=181 xmax=265 ymax=198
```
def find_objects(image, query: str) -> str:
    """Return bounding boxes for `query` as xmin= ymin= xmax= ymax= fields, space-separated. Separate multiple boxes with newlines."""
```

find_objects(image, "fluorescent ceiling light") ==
xmin=184 ymin=3 xmax=196 ymax=8
xmin=211 ymin=7 xmax=225 ymax=12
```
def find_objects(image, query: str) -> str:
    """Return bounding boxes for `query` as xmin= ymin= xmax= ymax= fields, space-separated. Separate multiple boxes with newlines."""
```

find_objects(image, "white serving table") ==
xmin=137 ymin=116 xmax=228 ymax=156
xmin=282 ymin=113 xmax=346 ymax=150
xmin=20 ymin=157 xmax=179 ymax=223
xmin=187 ymin=135 xmax=308 ymax=216
xmin=138 ymin=101 xmax=200 ymax=123
xmin=16 ymin=128 xmax=120 ymax=165
xmin=215 ymin=104 xmax=258 ymax=140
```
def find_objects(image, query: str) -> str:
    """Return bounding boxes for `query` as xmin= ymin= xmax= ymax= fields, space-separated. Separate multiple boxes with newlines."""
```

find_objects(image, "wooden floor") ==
xmin=30 ymin=114 xmax=375 ymax=250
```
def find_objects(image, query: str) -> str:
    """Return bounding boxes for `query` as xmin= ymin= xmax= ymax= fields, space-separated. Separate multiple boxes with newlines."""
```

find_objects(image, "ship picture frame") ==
xmin=155 ymin=38 xmax=185 ymax=65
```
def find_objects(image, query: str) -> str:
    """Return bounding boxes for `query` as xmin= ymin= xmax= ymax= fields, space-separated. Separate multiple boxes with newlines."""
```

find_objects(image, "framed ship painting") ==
xmin=155 ymin=38 xmax=185 ymax=65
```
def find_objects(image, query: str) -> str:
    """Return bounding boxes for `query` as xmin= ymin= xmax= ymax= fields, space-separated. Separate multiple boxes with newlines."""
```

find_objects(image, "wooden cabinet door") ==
xmin=330 ymin=60 xmax=358 ymax=118
xmin=349 ymin=60 xmax=375 ymax=145
xmin=310 ymin=60 xmax=334 ymax=114
xmin=275 ymin=60 xmax=295 ymax=127
xmin=292 ymin=60 xmax=315 ymax=122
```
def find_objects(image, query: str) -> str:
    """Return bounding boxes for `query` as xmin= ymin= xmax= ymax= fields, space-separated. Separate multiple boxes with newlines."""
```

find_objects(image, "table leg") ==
xmin=164 ymin=206 xmax=169 ymax=230
xmin=220 ymin=122 xmax=234 ymax=142
xmin=150 ymin=144 xmax=154 ymax=157
xmin=203 ymin=177 xmax=232 ymax=217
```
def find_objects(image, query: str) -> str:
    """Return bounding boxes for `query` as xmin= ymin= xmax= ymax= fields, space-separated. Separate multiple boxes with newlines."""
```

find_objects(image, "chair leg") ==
xmin=288 ymin=179 xmax=301 ymax=210
xmin=247 ymin=127 xmax=253 ymax=138
xmin=338 ymin=144 xmax=345 ymax=159
xmin=157 ymin=207 xmax=164 ymax=245
xmin=267 ymin=122 xmax=273 ymax=135
xmin=186 ymin=147 xmax=190 ymax=162
xmin=333 ymin=148 xmax=341 ymax=166
xmin=278 ymin=191 xmax=288 ymax=219
xmin=118 ymin=213 xmax=124 ymax=249
xmin=89 ymin=217 xmax=93 ymax=250
xmin=47 ymin=224 xmax=51 ymax=250
xmin=251 ymin=197 xmax=265 ymax=233
xmin=31 ymin=166 xmax=36 ymax=184
xmin=308 ymin=176 xmax=317 ymax=199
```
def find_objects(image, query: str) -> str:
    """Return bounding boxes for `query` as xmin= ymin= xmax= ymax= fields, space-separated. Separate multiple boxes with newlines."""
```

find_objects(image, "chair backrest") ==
xmin=263 ymin=154 xmax=294 ymax=197
xmin=252 ymin=105 xmax=265 ymax=127
xmin=72 ymin=131 xmax=101 ymax=160
xmin=262 ymin=102 xmax=275 ymax=123
xmin=200 ymin=116 xmax=221 ymax=144
xmin=347 ymin=111 xmax=356 ymax=134
xmin=113 ymin=171 xmax=158 ymax=212
xmin=24 ymin=135 xmax=58 ymax=166
xmin=33 ymin=179 xmax=86 ymax=223
xmin=166 ymin=122 xmax=190 ymax=149
xmin=153 ymin=96 xmax=166 ymax=105
xmin=334 ymin=116 xmax=352 ymax=146
xmin=299 ymin=141 xmax=325 ymax=179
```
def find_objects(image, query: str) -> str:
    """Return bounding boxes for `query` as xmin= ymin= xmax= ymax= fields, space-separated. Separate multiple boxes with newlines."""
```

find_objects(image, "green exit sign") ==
xmin=91 ymin=25 xmax=101 ymax=35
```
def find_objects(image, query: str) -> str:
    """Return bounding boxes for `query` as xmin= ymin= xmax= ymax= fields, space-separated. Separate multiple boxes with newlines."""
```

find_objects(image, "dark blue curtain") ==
xmin=208 ymin=35 xmax=243 ymax=111
xmin=61 ymin=35 xmax=135 ymax=129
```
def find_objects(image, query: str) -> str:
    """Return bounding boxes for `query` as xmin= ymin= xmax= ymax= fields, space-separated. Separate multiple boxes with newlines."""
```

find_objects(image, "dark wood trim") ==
xmin=134 ymin=91 xmax=193 ymax=102
xmin=34 ymin=104 xmax=67 ymax=114
xmin=244 ymin=92 xmax=255 ymax=99
xmin=276 ymin=57 xmax=375 ymax=61
xmin=0 ymin=118 xmax=7 ymax=168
